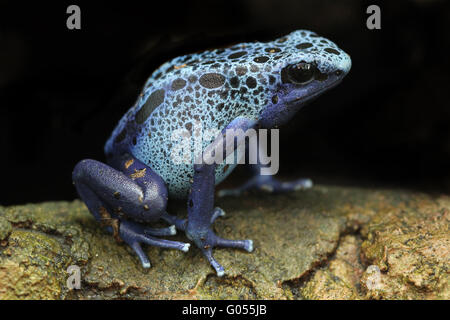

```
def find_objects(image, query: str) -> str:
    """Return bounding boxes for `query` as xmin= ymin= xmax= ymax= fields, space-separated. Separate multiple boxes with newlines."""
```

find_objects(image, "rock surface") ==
xmin=0 ymin=185 xmax=448 ymax=299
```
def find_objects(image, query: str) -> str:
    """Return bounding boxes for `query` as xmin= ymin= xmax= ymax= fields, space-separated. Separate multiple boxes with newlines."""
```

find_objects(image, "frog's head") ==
xmin=259 ymin=30 xmax=351 ymax=127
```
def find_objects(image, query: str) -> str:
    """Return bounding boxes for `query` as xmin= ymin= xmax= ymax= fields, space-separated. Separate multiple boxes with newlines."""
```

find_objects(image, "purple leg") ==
xmin=163 ymin=117 xmax=257 ymax=276
xmin=218 ymin=134 xmax=313 ymax=197
xmin=184 ymin=163 xmax=253 ymax=277
xmin=218 ymin=172 xmax=313 ymax=197
xmin=166 ymin=117 xmax=258 ymax=275
xmin=72 ymin=156 xmax=189 ymax=268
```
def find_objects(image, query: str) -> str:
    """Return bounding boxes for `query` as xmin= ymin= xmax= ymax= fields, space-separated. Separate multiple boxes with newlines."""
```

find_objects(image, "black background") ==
xmin=1 ymin=0 xmax=449 ymax=205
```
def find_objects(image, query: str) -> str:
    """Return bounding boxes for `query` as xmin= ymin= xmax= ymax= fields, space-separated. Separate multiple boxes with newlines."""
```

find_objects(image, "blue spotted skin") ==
xmin=74 ymin=30 xmax=351 ymax=276
xmin=105 ymin=30 xmax=351 ymax=199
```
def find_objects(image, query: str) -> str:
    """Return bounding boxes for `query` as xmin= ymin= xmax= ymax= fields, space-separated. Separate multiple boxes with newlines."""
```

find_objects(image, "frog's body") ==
xmin=74 ymin=30 xmax=351 ymax=276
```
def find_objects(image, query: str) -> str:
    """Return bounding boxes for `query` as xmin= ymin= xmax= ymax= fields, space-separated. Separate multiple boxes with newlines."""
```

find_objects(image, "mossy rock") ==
xmin=0 ymin=185 xmax=448 ymax=299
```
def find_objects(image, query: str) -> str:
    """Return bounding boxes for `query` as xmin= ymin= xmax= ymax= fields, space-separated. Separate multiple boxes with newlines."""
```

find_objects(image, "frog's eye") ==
xmin=283 ymin=62 xmax=315 ymax=84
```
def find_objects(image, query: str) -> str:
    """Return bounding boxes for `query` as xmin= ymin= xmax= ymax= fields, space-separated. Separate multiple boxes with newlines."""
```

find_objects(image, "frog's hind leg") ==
xmin=72 ymin=158 xmax=189 ymax=268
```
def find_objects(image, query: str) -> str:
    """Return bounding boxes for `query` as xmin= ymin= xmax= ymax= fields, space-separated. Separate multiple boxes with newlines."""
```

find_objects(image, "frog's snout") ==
xmin=338 ymin=51 xmax=352 ymax=75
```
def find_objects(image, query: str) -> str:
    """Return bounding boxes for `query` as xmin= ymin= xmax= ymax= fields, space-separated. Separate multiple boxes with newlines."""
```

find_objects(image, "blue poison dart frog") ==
xmin=73 ymin=30 xmax=351 ymax=276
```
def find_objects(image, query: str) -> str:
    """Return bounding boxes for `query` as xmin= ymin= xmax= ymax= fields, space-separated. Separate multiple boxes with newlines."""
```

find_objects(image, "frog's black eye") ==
xmin=282 ymin=62 xmax=315 ymax=85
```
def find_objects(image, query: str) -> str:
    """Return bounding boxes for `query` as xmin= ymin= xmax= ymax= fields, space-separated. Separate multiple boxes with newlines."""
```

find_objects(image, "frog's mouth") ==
xmin=288 ymin=75 xmax=343 ymax=106
xmin=259 ymin=73 xmax=346 ymax=128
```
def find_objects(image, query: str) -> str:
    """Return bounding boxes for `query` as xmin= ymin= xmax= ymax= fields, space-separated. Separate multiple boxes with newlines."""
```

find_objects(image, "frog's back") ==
xmin=105 ymin=30 xmax=347 ymax=198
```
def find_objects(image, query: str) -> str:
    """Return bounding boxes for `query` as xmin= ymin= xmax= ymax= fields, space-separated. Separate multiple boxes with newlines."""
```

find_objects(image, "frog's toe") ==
xmin=210 ymin=207 xmax=225 ymax=224
xmin=186 ymin=224 xmax=253 ymax=276
xmin=215 ymin=236 xmax=253 ymax=252
xmin=119 ymin=219 xmax=189 ymax=268
xmin=202 ymin=247 xmax=225 ymax=277
xmin=130 ymin=242 xmax=151 ymax=268
xmin=144 ymin=225 xmax=177 ymax=236
xmin=198 ymin=233 xmax=253 ymax=277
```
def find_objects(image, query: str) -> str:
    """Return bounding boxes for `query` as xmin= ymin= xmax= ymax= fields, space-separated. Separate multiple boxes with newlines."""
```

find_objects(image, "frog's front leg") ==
xmin=217 ymin=133 xmax=312 ymax=197
xmin=165 ymin=117 xmax=256 ymax=276
xmin=72 ymin=156 xmax=189 ymax=268
xmin=185 ymin=163 xmax=253 ymax=276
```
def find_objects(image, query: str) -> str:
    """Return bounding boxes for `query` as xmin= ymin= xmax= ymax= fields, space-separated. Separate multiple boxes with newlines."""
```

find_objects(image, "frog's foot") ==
xmin=185 ymin=207 xmax=253 ymax=277
xmin=119 ymin=219 xmax=190 ymax=268
xmin=217 ymin=175 xmax=313 ymax=197
xmin=161 ymin=207 xmax=225 ymax=231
